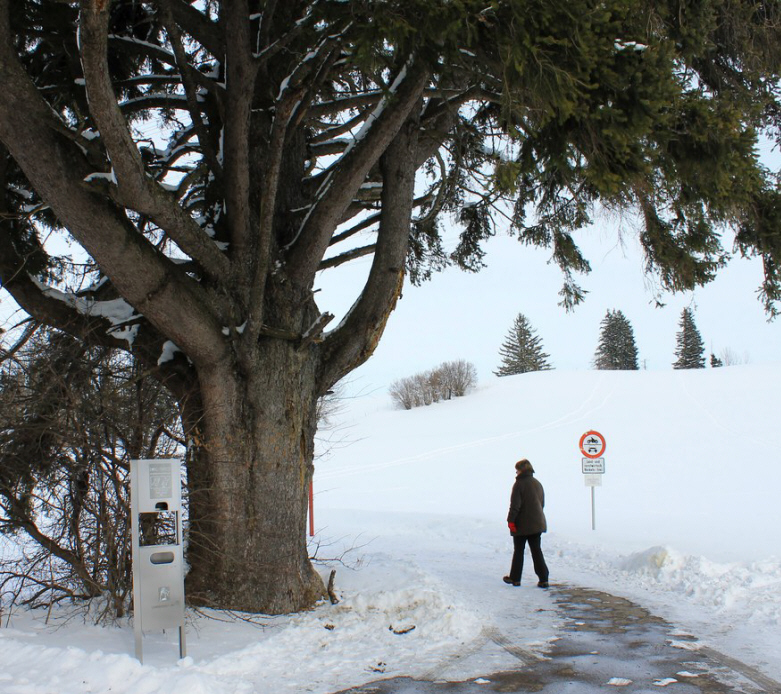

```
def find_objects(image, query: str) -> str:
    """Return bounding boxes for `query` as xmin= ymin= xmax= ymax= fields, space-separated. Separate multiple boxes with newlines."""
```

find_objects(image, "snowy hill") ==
xmin=318 ymin=364 xmax=781 ymax=562
xmin=314 ymin=364 xmax=781 ymax=683
xmin=1 ymin=364 xmax=780 ymax=693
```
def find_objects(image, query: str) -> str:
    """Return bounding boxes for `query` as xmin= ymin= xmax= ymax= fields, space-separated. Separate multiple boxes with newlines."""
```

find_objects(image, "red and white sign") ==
xmin=579 ymin=430 xmax=606 ymax=459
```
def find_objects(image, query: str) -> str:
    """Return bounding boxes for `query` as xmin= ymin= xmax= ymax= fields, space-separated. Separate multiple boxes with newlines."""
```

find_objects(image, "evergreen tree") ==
xmin=673 ymin=309 xmax=706 ymax=369
xmin=593 ymin=310 xmax=639 ymax=370
xmin=495 ymin=314 xmax=552 ymax=376
xmin=2 ymin=0 xmax=781 ymax=614
xmin=710 ymin=353 xmax=724 ymax=368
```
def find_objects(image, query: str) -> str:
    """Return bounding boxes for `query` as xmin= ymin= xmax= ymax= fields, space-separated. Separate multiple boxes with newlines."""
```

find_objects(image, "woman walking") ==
xmin=504 ymin=458 xmax=549 ymax=588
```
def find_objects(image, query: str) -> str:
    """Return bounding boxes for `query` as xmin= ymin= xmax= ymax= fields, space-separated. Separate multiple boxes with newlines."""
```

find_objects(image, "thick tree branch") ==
xmin=310 ymin=108 xmax=375 ymax=144
xmin=164 ymin=0 xmax=225 ymax=59
xmin=286 ymin=60 xmax=430 ymax=284
xmin=0 ymin=238 xmax=196 ymax=400
xmin=0 ymin=10 xmax=227 ymax=369
xmin=79 ymin=2 xmax=229 ymax=282
xmin=309 ymin=86 xmax=476 ymax=122
xmin=318 ymin=112 xmax=420 ymax=390
xmin=318 ymin=243 xmax=376 ymax=270
xmin=328 ymin=212 xmax=382 ymax=246
xmin=158 ymin=0 xmax=223 ymax=182
xmin=308 ymin=91 xmax=384 ymax=119
xmin=107 ymin=36 xmax=224 ymax=101
xmin=309 ymin=138 xmax=350 ymax=156
xmin=223 ymin=1 xmax=258 ymax=267
xmin=326 ymin=191 xmax=434 ymax=248
xmin=244 ymin=41 xmax=340 ymax=349
xmin=0 ymin=267 xmax=128 ymax=351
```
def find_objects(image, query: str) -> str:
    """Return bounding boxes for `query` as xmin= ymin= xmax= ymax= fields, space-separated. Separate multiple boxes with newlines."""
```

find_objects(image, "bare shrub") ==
xmin=720 ymin=347 xmax=751 ymax=366
xmin=439 ymin=359 xmax=478 ymax=398
xmin=415 ymin=370 xmax=442 ymax=405
xmin=389 ymin=376 xmax=418 ymax=410
xmin=389 ymin=360 xmax=478 ymax=409
xmin=0 ymin=327 xmax=183 ymax=622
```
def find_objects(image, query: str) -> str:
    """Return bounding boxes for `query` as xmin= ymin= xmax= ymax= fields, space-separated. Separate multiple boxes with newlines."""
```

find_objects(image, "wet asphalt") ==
xmin=331 ymin=584 xmax=781 ymax=694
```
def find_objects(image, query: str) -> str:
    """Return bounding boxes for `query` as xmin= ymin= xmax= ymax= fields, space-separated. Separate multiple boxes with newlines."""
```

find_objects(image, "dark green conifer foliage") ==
xmin=710 ymin=353 xmax=724 ymax=368
xmin=593 ymin=310 xmax=640 ymax=370
xmin=495 ymin=313 xmax=552 ymax=376
xmin=673 ymin=308 xmax=706 ymax=369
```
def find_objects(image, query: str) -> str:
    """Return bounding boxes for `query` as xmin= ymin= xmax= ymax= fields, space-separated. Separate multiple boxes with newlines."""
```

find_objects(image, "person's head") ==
xmin=515 ymin=458 xmax=534 ymax=475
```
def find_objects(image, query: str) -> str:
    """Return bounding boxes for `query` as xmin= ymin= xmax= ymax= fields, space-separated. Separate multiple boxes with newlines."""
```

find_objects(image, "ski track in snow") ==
xmin=318 ymin=372 xmax=615 ymax=480
xmin=677 ymin=374 xmax=779 ymax=452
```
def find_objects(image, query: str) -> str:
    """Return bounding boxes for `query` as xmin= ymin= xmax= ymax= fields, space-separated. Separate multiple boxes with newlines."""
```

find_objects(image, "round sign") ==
xmin=579 ymin=430 xmax=606 ymax=459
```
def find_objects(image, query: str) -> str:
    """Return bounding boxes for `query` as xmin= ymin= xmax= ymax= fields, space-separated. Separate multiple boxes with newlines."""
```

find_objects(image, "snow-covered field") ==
xmin=1 ymin=364 xmax=780 ymax=693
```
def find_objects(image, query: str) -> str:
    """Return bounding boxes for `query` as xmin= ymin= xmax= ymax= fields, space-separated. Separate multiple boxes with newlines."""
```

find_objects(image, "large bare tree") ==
xmin=1 ymin=0 xmax=779 ymax=613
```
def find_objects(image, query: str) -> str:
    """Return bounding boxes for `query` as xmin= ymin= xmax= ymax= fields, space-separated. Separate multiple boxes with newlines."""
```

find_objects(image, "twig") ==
xmin=326 ymin=569 xmax=339 ymax=605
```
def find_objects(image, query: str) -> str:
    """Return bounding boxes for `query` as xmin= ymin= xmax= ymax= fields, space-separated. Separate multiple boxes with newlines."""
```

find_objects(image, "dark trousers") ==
xmin=509 ymin=533 xmax=548 ymax=583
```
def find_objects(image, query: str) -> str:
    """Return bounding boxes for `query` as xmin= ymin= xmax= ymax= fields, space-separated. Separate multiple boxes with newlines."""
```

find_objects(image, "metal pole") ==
xmin=308 ymin=481 xmax=314 ymax=537
xmin=591 ymin=486 xmax=596 ymax=530
xmin=179 ymin=625 xmax=187 ymax=660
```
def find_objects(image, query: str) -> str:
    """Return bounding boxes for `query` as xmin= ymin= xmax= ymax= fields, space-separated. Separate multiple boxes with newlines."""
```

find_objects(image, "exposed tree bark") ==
xmin=184 ymin=340 xmax=326 ymax=612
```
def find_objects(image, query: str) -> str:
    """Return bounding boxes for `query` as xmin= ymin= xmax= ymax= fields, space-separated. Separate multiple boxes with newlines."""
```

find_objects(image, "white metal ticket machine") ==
xmin=130 ymin=459 xmax=186 ymax=663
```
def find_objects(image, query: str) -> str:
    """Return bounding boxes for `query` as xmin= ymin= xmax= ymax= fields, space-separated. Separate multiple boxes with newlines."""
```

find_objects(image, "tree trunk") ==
xmin=183 ymin=338 xmax=326 ymax=614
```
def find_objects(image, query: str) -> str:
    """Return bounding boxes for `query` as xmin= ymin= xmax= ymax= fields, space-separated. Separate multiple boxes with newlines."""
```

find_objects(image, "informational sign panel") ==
xmin=582 ymin=458 xmax=605 ymax=475
xmin=148 ymin=462 xmax=173 ymax=499
xmin=130 ymin=459 xmax=186 ymax=663
xmin=583 ymin=474 xmax=603 ymax=487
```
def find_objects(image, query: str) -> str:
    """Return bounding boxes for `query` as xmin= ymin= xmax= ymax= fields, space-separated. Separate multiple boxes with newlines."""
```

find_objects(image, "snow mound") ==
xmin=613 ymin=545 xmax=781 ymax=624
xmin=0 ymin=561 xmax=484 ymax=694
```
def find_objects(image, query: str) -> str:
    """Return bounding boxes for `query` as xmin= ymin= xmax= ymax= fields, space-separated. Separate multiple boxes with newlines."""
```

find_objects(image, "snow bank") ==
xmin=0 ymin=561 xmax=484 ymax=694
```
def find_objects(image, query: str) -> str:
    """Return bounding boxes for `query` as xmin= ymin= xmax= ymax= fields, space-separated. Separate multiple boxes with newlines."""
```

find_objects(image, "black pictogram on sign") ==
xmin=579 ymin=430 xmax=606 ymax=459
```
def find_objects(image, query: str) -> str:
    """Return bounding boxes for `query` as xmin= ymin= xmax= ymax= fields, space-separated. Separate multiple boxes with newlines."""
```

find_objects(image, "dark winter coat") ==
xmin=507 ymin=472 xmax=547 ymax=536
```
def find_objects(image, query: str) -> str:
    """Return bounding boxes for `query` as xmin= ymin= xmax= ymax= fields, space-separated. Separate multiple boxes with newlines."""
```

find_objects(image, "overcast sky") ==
xmin=316 ymin=138 xmax=781 ymax=393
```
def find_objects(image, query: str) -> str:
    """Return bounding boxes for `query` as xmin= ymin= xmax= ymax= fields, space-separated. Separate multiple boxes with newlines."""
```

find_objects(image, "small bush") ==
xmin=439 ymin=359 xmax=478 ymax=397
xmin=389 ymin=360 xmax=477 ymax=410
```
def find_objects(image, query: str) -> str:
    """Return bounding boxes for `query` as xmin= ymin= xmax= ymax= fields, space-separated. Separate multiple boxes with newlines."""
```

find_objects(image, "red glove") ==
xmin=508 ymin=522 xmax=517 ymax=534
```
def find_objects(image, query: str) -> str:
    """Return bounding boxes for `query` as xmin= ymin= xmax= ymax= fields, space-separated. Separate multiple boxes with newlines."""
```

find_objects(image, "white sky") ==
xmin=316 ymin=215 xmax=781 ymax=391
xmin=317 ymin=139 xmax=781 ymax=392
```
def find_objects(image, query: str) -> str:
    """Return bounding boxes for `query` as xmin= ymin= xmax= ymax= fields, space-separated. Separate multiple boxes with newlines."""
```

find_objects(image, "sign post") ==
xmin=309 ymin=481 xmax=315 ymax=537
xmin=579 ymin=431 xmax=606 ymax=530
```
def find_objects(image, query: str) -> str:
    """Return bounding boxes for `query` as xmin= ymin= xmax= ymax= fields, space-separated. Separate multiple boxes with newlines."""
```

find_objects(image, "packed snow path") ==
xmin=332 ymin=584 xmax=781 ymax=694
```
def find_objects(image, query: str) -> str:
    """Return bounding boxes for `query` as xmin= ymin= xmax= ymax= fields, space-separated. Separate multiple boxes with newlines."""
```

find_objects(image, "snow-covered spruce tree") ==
xmin=2 ymin=0 xmax=781 ymax=614
xmin=495 ymin=314 xmax=552 ymax=376
xmin=710 ymin=353 xmax=724 ymax=368
xmin=593 ymin=310 xmax=639 ymax=370
xmin=673 ymin=308 xmax=706 ymax=369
